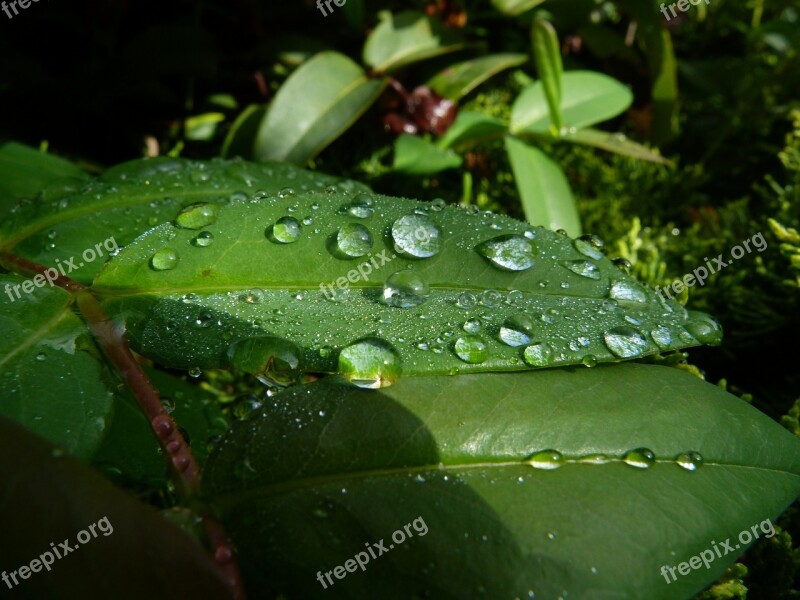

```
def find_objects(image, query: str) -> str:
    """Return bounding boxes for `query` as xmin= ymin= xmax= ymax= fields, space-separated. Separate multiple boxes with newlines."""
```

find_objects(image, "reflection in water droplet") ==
xmin=499 ymin=315 xmax=534 ymax=347
xmin=675 ymin=451 xmax=704 ymax=471
xmin=603 ymin=327 xmax=649 ymax=358
xmin=623 ymin=448 xmax=655 ymax=469
xmin=383 ymin=269 xmax=430 ymax=308
xmin=609 ymin=280 xmax=648 ymax=303
xmin=175 ymin=203 xmax=220 ymax=229
xmin=563 ymin=260 xmax=601 ymax=280
xmin=581 ymin=354 xmax=598 ymax=368
xmin=192 ymin=231 xmax=214 ymax=247
xmin=462 ymin=319 xmax=481 ymax=334
xmin=523 ymin=342 xmax=554 ymax=367
xmin=151 ymin=248 xmax=179 ymax=271
xmin=391 ymin=214 xmax=441 ymax=258
xmin=457 ymin=292 xmax=477 ymax=310
xmin=227 ymin=336 xmax=301 ymax=386
xmin=269 ymin=216 xmax=302 ymax=243
xmin=278 ymin=187 xmax=295 ymax=198
xmin=476 ymin=235 xmax=535 ymax=271
xmin=336 ymin=223 xmax=373 ymax=257
xmin=612 ymin=258 xmax=632 ymax=273
xmin=574 ymin=235 xmax=604 ymax=260
xmin=339 ymin=338 xmax=401 ymax=389
xmin=528 ymin=450 xmax=564 ymax=470
xmin=684 ymin=312 xmax=723 ymax=345
xmin=650 ymin=326 xmax=672 ymax=348
xmin=453 ymin=335 xmax=488 ymax=364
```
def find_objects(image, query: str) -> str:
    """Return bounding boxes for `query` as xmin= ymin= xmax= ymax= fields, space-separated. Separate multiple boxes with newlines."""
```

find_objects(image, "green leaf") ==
xmin=505 ymin=135 xmax=581 ymax=236
xmin=437 ymin=111 xmax=508 ymax=150
xmin=363 ymin=11 xmax=465 ymax=74
xmin=0 ymin=142 xmax=88 ymax=207
xmin=491 ymin=0 xmax=547 ymax=17
xmin=184 ymin=112 xmax=226 ymax=142
xmin=221 ymin=103 xmax=266 ymax=160
xmin=253 ymin=51 xmax=386 ymax=164
xmin=90 ymin=159 xmax=720 ymax=378
xmin=427 ymin=53 xmax=527 ymax=100
xmin=203 ymin=364 xmax=800 ymax=598
xmin=392 ymin=134 xmax=463 ymax=175
xmin=511 ymin=71 xmax=633 ymax=134
xmin=0 ymin=416 xmax=231 ymax=599
xmin=531 ymin=19 xmax=563 ymax=133
xmin=554 ymin=128 xmax=673 ymax=165
xmin=0 ymin=274 xmax=113 ymax=459
xmin=0 ymin=157 xmax=364 ymax=284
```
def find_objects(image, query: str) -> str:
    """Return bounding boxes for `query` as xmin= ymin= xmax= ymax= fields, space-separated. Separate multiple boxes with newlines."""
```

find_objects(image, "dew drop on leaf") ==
xmin=609 ymin=280 xmax=648 ymax=303
xmin=603 ymin=326 xmax=650 ymax=358
xmin=476 ymin=234 xmax=535 ymax=271
xmin=192 ymin=231 xmax=214 ymax=247
xmin=391 ymin=214 xmax=441 ymax=258
xmin=675 ymin=451 xmax=704 ymax=471
xmin=338 ymin=338 xmax=401 ymax=389
xmin=684 ymin=312 xmax=723 ymax=345
xmin=175 ymin=202 xmax=220 ymax=229
xmin=499 ymin=315 xmax=534 ymax=347
xmin=650 ymin=325 xmax=672 ymax=348
xmin=527 ymin=450 xmax=564 ymax=470
xmin=574 ymin=235 xmax=604 ymax=260
xmin=457 ymin=292 xmax=477 ymax=310
xmin=623 ymin=447 xmax=655 ymax=469
xmin=453 ymin=335 xmax=488 ymax=364
xmin=383 ymin=269 xmax=430 ymax=308
xmin=462 ymin=319 xmax=481 ymax=334
xmin=336 ymin=223 xmax=373 ymax=257
xmin=523 ymin=342 xmax=554 ymax=366
xmin=268 ymin=216 xmax=302 ymax=244
xmin=562 ymin=260 xmax=601 ymax=280
xmin=150 ymin=248 xmax=179 ymax=271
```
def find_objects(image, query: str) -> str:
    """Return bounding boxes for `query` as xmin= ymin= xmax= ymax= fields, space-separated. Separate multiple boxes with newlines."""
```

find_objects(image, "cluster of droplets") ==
xmin=524 ymin=448 xmax=704 ymax=471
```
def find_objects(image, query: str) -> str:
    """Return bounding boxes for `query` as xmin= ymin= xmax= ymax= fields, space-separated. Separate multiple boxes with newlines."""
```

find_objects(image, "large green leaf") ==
xmin=505 ymin=135 xmax=582 ymax=236
xmin=253 ymin=51 xmax=386 ymax=164
xmin=91 ymin=159 xmax=720 ymax=380
xmin=392 ymin=134 xmax=463 ymax=175
xmin=203 ymin=364 xmax=800 ymax=598
xmin=363 ymin=11 xmax=465 ymax=74
xmin=511 ymin=71 xmax=634 ymax=134
xmin=0 ymin=142 xmax=89 ymax=207
xmin=0 ymin=274 xmax=113 ymax=459
xmin=0 ymin=416 xmax=231 ymax=599
xmin=427 ymin=53 xmax=527 ymax=100
xmin=0 ymin=156 xmax=364 ymax=284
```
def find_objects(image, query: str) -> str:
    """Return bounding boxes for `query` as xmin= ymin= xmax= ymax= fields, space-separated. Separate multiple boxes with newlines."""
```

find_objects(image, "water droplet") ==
xmin=278 ymin=187 xmax=295 ymax=198
xmin=499 ymin=315 xmax=534 ymax=347
xmin=232 ymin=395 xmax=263 ymax=420
xmin=623 ymin=447 xmax=655 ymax=469
xmin=383 ymin=269 xmax=430 ymax=308
xmin=268 ymin=216 xmax=302 ymax=243
xmin=476 ymin=235 xmax=535 ymax=271
xmin=240 ymin=289 xmax=265 ymax=304
xmin=336 ymin=223 xmax=373 ymax=257
xmin=581 ymin=354 xmax=598 ymax=367
xmin=480 ymin=290 xmax=502 ymax=307
xmin=150 ymin=248 xmax=179 ymax=271
xmin=574 ymin=235 xmax=604 ymax=260
xmin=609 ymin=280 xmax=648 ymax=303
xmin=182 ymin=292 xmax=199 ymax=304
xmin=527 ymin=450 xmax=564 ymax=470
xmin=650 ymin=326 xmax=672 ymax=348
xmin=684 ymin=312 xmax=723 ymax=345
xmin=523 ymin=342 xmax=554 ymax=366
xmin=346 ymin=196 xmax=374 ymax=218
xmin=339 ymin=338 xmax=401 ymax=389
xmin=577 ymin=453 xmax=611 ymax=465
xmin=227 ymin=336 xmax=301 ymax=386
xmin=35 ymin=352 xmax=46 ymax=361
xmin=675 ymin=451 xmax=704 ymax=471
xmin=175 ymin=202 xmax=220 ymax=229
xmin=612 ymin=258 xmax=632 ymax=273
xmin=506 ymin=290 xmax=523 ymax=305
xmin=457 ymin=292 xmax=477 ymax=310
xmin=195 ymin=312 xmax=214 ymax=328
xmin=188 ymin=367 xmax=202 ymax=378
xmin=431 ymin=198 xmax=446 ymax=211
xmin=603 ymin=327 xmax=650 ymax=358
xmin=453 ymin=335 xmax=488 ymax=364
xmin=462 ymin=319 xmax=482 ymax=334
xmin=563 ymin=260 xmax=601 ymax=280
xmin=192 ymin=231 xmax=214 ymax=247
xmin=391 ymin=214 xmax=441 ymax=258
